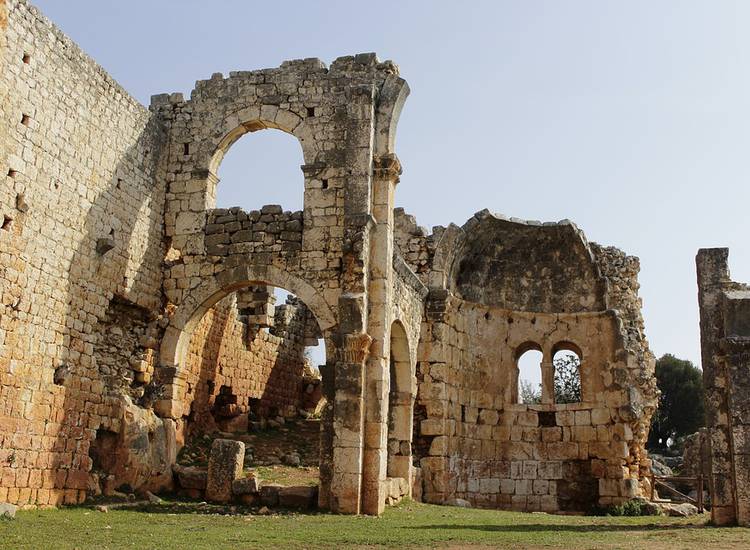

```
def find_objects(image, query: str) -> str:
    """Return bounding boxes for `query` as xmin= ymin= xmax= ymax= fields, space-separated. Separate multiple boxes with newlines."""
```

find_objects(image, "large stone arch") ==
xmin=196 ymin=107 xmax=317 ymax=214
xmin=158 ymin=263 xmax=337 ymax=390
xmin=153 ymin=55 xmax=411 ymax=515
xmin=206 ymin=106 xmax=316 ymax=175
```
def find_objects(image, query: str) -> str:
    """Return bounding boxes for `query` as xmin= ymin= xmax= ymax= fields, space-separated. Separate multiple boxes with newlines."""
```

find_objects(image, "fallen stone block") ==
xmin=663 ymin=502 xmax=700 ymax=517
xmin=259 ymin=484 xmax=282 ymax=507
xmin=206 ymin=439 xmax=245 ymax=503
xmin=278 ymin=485 xmax=318 ymax=509
xmin=173 ymin=464 xmax=208 ymax=490
xmin=232 ymin=476 xmax=260 ymax=496
xmin=0 ymin=503 xmax=18 ymax=519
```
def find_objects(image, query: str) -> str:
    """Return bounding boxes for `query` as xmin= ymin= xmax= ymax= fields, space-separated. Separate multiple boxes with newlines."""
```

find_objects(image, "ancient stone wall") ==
xmin=0 ymin=0 xmax=167 ymax=506
xmin=1 ymin=0 xmax=659 ymax=516
xmin=393 ymin=208 xmax=431 ymax=283
xmin=182 ymin=291 xmax=320 ymax=434
xmin=412 ymin=211 xmax=657 ymax=512
xmin=697 ymin=248 xmax=750 ymax=526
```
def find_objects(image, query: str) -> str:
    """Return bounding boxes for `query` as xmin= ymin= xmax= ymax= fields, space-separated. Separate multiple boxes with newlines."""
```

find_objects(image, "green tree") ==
xmin=554 ymin=353 xmax=582 ymax=404
xmin=647 ymin=354 xmax=705 ymax=450
xmin=519 ymin=380 xmax=541 ymax=404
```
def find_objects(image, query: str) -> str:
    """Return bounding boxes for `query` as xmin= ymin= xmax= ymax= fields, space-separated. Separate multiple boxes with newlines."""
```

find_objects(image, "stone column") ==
xmin=696 ymin=248 xmax=736 ymax=526
xmin=330 ymin=328 xmax=371 ymax=513
xmin=541 ymin=360 xmax=555 ymax=405
xmin=329 ymin=294 xmax=372 ymax=514
xmin=361 ymin=154 xmax=401 ymax=515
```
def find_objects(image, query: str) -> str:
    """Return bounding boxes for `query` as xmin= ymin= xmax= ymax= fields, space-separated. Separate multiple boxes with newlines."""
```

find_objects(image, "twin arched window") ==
xmin=516 ymin=342 xmax=582 ymax=405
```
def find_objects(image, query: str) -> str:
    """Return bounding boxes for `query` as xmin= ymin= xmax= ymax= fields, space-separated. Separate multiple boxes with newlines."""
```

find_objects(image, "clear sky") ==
xmin=34 ymin=0 xmax=750 ymax=372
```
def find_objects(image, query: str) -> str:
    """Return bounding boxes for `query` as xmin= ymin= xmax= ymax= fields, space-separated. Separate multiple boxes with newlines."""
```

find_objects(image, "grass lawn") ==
xmin=2 ymin=500 xmax=750 ymax=550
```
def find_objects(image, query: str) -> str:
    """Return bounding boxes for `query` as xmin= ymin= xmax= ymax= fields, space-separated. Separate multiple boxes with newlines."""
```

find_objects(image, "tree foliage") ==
xmin=520 ymin=380 xmax=541 ymax=404
xmin=647 ymin=354 xmax=705 ymax=450
xmin=518 ymin=354 xmax=582 ymax=404
xmin=554 ymin=353 xmax=582 ymax=404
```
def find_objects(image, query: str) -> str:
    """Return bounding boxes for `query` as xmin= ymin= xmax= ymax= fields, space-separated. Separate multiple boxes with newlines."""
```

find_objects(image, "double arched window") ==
xmin=515 ymin=341 xmax=582 ymax=405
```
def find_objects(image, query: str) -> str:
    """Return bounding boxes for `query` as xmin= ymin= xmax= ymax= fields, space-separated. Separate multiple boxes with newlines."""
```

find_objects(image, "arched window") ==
xmin=515 ymin=343 xmax=543 ymax=404
xmin=215 ymin=128 xmax=304 ymax=212
xmin=552 ymin=343 xmax=582 ymax=404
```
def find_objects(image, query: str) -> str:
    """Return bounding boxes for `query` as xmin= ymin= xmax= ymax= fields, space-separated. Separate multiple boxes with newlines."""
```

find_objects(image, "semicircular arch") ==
xmin=205 ymin=106 xmax=317 ymax=177
xmin=160 ymin=264 xmax=337 ymax=371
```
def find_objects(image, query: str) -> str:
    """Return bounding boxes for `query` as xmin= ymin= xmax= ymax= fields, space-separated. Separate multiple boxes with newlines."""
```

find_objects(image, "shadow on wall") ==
xmin=182 ymin=300 xmax=233 ymax=436
xmin=52 ymin=117 xmax=169 ymax=503
xmin=177 ymin=288 xmax=329 ymax=486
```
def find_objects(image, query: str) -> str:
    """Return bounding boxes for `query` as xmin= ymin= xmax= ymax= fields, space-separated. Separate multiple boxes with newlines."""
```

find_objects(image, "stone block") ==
xmin=260 ymin=484 xmax=282 ymax=507
xmin=232 ymin=476 xmax=260 ymax=496
xmin=206 ymin=439 xmax=245 ymax=503
xmin=278 ymin=485 xmax=318 ymax=509
xmin=173 ymin=465 xmax=208 ymax=490
xmin=591 ymin=408 xmax=610 ymax=425
xmin=0 ymin=503 xmax=18 ymax=519
xmin=500 ymin=479 xmax=516 ymax=494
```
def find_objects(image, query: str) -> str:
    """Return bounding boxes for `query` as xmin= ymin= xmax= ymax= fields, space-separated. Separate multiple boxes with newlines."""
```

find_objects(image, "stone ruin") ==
xmin=697 ymin=248 xmax=750 ymax=526
xmin=1 ymin=0 xmax=661 ymax=515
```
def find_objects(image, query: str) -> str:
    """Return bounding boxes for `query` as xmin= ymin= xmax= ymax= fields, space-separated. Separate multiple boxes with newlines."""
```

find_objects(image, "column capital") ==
xmin=338 ymin=332 xmax=373 ymax=364
xmin=373 ymin=153 xmax=402 ymax=183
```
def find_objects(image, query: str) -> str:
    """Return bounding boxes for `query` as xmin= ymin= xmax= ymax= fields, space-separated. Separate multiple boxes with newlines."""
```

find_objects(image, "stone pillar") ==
xmin=541 ymin=360 xmax=554 ymax=405
xmin=329 ymin=294 xmax=371 ymax=514
xmin=696 ymin=248 xmax=736 ymax=526
xmin=206 ymin=439 xmax=245 ymax=503
xmin=361 ymin=154 xmax=401 ymax=515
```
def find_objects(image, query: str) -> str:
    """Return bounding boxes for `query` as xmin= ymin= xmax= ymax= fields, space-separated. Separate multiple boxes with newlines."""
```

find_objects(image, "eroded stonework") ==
xmin=1 ymin=0 xmax=657 ymax=514
xmin=396 ymin=210 xmax=658 ymax=512
xmin=697 ymin=248 xmax=750 ymax=526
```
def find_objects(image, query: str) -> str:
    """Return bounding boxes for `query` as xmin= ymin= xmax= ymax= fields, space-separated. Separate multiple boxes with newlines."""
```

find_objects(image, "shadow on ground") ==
xmin=406 ymin=521 xmax=709 ymax=533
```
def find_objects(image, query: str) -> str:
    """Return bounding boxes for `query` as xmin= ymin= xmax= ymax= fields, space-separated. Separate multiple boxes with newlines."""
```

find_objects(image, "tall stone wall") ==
xmin=183 ymin=292 xmax=321 ymax=434
xmin=0 ymin=0 xmax=167 ymax=506
xmin=697 ymin=248 xmax=750 ymax=526
xmin=0 ymin=0 xmax=660 ymax=516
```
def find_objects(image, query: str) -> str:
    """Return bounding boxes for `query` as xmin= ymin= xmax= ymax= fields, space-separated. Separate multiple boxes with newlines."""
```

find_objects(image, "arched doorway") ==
xmin=387 ymin=321 xmax=415 ymax=492
xmin=157 ymin=264 xmax=338 ymax=506
xmin=176 ymin=282 xmax=329 ymax=486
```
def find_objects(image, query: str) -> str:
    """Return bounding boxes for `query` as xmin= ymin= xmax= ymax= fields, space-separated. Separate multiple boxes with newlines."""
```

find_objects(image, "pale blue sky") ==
xmin=35 ymin=0 xmax=750 ymax=371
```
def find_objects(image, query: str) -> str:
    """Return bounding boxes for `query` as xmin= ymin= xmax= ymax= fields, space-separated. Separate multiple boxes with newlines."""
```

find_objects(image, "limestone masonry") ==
xmin=697 ymin=248 xmax=750 ymax=526
xmin=1 ymin=0 xmax=663 ymax=515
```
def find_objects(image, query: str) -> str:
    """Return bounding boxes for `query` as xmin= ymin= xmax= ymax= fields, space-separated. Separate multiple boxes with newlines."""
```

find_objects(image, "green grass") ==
xmin=2 ymin=500 xmax=750 ymax=550
xmin=252 ymin=465 xmax=319 ymax=486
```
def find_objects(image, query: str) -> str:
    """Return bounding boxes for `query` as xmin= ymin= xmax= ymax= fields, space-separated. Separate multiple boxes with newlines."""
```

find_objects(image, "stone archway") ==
xmin=158 ymin=263 xmax=337 ymax=415
xmin=386 ymin=321 xmax=415 ymax=492
xmin=156 ymin=262 xmax=338 ymax=508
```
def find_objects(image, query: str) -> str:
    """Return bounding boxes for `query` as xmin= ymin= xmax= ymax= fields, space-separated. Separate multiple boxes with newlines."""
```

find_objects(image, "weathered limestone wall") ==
xmin=183 ymin=292 xmax=321 ymax=434
xmin=1 ymin=0 xmax=658 ymax=516
xmin=152 ymin=54 xmax=410 ymax=514
xmin=412 ymin=211 xmax=657 ymax=512
xmin=0 ymin=0 xmax=167 ymax=506
xmin=697 ymin=248 xmax=750 ymax=526
xmin=393 ymin=208 xmax=431 ymax=283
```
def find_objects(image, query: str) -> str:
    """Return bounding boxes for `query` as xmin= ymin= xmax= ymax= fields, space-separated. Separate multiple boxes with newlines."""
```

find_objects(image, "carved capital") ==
xmin=301 ymin=162 xmax=327 ymax=178
xmin=191 ymin=169 xmax=219 ymax=186
xmin=373 ymin=153 xmax=402 ymax=183
xmin=338 ymin=332 xmax=372 ymax=364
